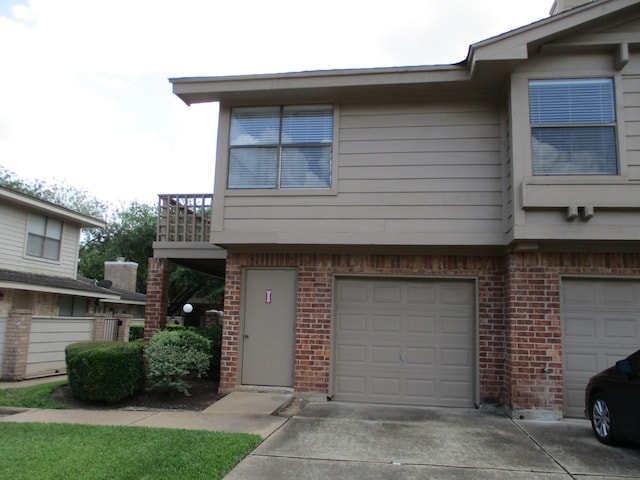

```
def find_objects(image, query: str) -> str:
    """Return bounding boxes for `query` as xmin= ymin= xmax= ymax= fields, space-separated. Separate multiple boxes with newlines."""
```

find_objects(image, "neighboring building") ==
xmin=0 ymin=186 xmax=141 ymax=380
xmin=149 ymin=0 xmax=640 ymax=420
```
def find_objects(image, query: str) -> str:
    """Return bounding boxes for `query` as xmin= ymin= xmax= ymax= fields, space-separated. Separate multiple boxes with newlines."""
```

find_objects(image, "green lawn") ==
xmin=0 ymin=422 xmax=262 ymax=480
xmin=0 ymin=380 xmax=67 ymax=409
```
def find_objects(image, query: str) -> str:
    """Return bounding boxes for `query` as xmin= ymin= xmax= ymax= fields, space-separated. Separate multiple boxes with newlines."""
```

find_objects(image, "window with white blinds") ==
xmin=529 ymin=78 xmax=618 ymax=175
xmin=229 ymin=105 xmax=333 ymax=189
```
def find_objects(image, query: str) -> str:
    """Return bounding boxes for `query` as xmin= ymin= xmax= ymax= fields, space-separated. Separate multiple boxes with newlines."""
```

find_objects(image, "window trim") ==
xmin=513 ymin=72 xmax=628 ymax=181
xmin=225 ymin=103 xmax=338 ymax=194
xmin=528 ymin=77 xmax=619 ymax=176
xmin=25 ymin=212 xmax=63 ymax=262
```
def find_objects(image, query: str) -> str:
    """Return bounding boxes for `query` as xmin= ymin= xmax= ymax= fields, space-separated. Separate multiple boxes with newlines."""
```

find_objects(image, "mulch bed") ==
xmin=51 ymin=378 xmax=224 ymax=411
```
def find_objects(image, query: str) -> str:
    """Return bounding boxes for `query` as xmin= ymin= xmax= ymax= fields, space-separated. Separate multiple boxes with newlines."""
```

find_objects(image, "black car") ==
xmin=585 ymin=348 xmax=640 ymax=446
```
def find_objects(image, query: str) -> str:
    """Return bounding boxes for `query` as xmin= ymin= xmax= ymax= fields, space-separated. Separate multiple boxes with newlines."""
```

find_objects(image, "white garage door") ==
xmin=333 ymin=278 xmax=475 ymax=407
xmin=563 ymin=278 xmax=640 ymax=417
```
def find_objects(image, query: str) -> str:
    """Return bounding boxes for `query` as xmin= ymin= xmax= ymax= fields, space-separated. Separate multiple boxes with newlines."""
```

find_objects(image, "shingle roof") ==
xmin=0 ymin=268 xmax=117 ymax=297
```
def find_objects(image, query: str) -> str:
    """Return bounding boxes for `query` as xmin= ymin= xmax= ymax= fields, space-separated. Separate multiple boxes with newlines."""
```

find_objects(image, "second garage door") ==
xmin=563 ymin=278 xmax=640 ymax=418
xmin=333 ymin=277 xmax=475 ymax=407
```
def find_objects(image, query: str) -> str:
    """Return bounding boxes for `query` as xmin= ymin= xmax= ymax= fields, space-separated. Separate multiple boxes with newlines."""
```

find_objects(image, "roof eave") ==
xmin=468 ymin=0 xmax=640 ymax=75
xmin=170 ymin=65 xmax=470 ymax=106
xmin=0 ymin=187 xmax=105 ymax=228
xmin=0 ymin=281 xmax=121 ymax=300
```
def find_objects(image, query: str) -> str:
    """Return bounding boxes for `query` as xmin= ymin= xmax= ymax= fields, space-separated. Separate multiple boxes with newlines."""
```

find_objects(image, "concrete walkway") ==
xmin=0 ymin=381 xmax=292 ymax=438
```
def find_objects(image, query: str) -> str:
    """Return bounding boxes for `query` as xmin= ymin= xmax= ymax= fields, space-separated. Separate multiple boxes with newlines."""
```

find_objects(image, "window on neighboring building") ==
xmin=59 ymin=296 xmax=88 ymax=317
xmin=26 ymin=213 xmax=62 ymax=261
xmin=529 ymin=78 xmax=618 ymax=175
xmin=228 ymin=105 xmax=333 ymax=189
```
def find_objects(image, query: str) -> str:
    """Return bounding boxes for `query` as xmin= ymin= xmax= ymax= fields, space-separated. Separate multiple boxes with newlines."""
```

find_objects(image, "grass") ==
xmin=0 ymin=380 xmax=67 ymax=409
xmin=0 ymin=423 xmax=262 ymax=480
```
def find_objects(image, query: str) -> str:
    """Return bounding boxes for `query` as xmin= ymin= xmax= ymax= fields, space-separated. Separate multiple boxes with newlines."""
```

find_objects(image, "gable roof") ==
xmin=170 ymin=0 xmax=640 ymax=106
xmin=0 ymin=186 xmax=105 ymax=228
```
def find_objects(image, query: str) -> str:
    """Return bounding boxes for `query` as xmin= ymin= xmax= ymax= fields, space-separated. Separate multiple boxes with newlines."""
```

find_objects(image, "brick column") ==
xmin=504 ymin=252 xmax=562 ymax=420
xmin=144 ymin=257 xmax=169 ymax=344
xmin=93 ymin=313 xmax=107 ymax=342
xmin=118 ymin=314 xmax=133 ymax=342
xmin=1 ymin=309 xmax=32 ymax=381
xmin=219 ymin=253 xmax=240 ymax=391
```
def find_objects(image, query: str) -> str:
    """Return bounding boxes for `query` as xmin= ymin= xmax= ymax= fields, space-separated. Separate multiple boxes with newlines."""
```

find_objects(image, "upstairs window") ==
xmin=529 ymin=78 xmax=617 ymax=175
xmin=26 ymin=213 xmax=62 ymax=261
xmin=229 ymin=105 xmax=333 ymax=189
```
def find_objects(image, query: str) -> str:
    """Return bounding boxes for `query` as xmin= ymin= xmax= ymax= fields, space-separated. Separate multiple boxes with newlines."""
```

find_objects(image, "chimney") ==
xmin=550 ymin=0 xmax=597 ymax=15
xmin=104 ymin=257 xmax=138 ymax=292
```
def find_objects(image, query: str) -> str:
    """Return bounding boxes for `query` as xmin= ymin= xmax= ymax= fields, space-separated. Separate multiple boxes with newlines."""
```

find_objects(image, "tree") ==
xmin=0 ymin=166 xmax=108 ymax=218
xmin=2 ymin=167 xmax=224 ymax=306
xmin=78 ymin=201 xmax=157 ymax=292
xmin=168 ymin=266 xmax=224 ymax=316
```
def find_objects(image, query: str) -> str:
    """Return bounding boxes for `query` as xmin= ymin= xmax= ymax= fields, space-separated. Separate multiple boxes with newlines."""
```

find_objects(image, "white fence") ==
xmin=25 ymin=317 xmax=94 ymax=376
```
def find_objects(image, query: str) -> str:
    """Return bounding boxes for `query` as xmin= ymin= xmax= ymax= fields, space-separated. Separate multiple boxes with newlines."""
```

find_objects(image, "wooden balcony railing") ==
xmin=157 ymin=194 xmax=212 ymax=242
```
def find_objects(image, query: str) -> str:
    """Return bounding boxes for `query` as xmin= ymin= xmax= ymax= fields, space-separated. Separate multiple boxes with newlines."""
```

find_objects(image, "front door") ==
xmin=241 ymin=269 xmax=296 ymax=387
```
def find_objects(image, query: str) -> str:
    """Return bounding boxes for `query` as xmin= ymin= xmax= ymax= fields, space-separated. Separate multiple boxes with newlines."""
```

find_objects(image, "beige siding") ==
xmin=216 ymin=99 xmax=506 ymax=246
xmin=622 ymin=72 xmax=640 ymax=181
xmin=26 ymin=317 xmax=93 ymax=376
xmin=0 ymin=202 xmax=80 ymax=278
xmin=510 ymin=45 xmax=640 ymax=242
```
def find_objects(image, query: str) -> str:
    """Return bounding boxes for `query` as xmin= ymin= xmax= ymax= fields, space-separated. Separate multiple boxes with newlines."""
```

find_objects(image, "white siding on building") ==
xmin=0 ymin=202 xmax=81 ymax=278
xmin=26 ymin=317 xmax=94 ymax=376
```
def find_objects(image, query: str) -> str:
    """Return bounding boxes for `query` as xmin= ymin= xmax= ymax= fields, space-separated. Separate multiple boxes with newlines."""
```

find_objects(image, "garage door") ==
xmin=563 ymin=278 xmax=640 ymax=417
xmin=333 ymin=278 xmax=475 ymax=407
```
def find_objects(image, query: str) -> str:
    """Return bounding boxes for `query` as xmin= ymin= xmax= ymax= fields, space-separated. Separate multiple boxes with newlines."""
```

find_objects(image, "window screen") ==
xmin=529 ymin=78 xmax=617 ymax=175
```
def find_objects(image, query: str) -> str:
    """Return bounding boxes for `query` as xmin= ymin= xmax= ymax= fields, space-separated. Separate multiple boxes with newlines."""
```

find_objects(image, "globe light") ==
xmin=183 ymin=303 xmax=193 ymax=314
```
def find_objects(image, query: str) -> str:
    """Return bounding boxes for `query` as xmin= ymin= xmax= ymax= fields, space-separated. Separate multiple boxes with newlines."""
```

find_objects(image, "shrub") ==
xmin=146 ymin=329 xmax=212 ymax=395
xmin=191 ymin=325 xmax=222 ymax=380
xmin=166 ymin=323 xmax=186 ymax=332
xmin=129 ymin=324 xmax=144 ymax=342
xmin=65 ymin=341 xmax=145 ymax=403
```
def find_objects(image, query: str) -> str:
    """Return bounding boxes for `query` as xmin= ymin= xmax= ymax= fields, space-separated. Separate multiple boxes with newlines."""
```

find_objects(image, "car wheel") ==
xmin=590 ymin=393 xmax=617 ymax=445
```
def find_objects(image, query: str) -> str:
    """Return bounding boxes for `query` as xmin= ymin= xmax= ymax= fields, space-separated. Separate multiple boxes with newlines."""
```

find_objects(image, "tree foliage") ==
xmin=2 ymin=167 xmax=224 ymax=306
xmin=78 ymin=202 xmax=157 ymax=292
xmin=0 ymin=166 xmax=108 ymax=218
xmin=168 ymin=267 xmax=224 ymax=316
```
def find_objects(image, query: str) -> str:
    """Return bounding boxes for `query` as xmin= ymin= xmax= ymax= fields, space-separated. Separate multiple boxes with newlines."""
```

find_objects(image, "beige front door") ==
xmin=241 ymin=269 xmax=296 ymax=387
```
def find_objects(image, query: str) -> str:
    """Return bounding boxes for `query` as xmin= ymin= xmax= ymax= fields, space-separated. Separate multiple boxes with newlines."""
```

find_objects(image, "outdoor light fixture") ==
xmin=183 ymin=303 xmax=193 ymax=314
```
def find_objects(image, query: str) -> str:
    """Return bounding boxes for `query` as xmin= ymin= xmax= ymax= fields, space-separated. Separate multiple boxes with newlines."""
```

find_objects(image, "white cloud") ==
xmin=0 ymin=0 xmax=551 ymax=206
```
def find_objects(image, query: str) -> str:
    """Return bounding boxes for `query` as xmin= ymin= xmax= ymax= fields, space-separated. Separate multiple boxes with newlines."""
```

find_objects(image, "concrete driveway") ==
xmin=225 ymin=402 xmax=640 ymax=479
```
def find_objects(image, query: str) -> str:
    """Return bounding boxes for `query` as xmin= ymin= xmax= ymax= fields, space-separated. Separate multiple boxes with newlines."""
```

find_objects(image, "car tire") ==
xmin=590 ymin=393 xmax=618 ymax=445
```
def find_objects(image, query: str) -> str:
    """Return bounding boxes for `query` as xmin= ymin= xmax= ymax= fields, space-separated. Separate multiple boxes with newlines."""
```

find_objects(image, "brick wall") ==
xmin=220 ymin=250 xmax=640 ymax=416
xmin=220 ymin=252 xmax=506 ymax=403
xmin=505 ymin=251 xmax=640 ymax=419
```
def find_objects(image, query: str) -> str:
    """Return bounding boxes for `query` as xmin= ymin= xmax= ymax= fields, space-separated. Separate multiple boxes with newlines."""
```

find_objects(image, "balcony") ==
xmin=153 ymin=194 xmax=226 ymax=276
xmin=157 ymin=194 xmax=212 ymax=243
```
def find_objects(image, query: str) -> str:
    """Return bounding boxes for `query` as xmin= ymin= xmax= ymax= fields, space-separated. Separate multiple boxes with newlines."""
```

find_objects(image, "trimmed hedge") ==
xmin=65 ymin=341 xmax=145 ymax=403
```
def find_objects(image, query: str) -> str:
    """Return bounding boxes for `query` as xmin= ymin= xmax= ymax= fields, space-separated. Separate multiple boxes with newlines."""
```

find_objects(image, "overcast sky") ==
xmin=0 ymin=0 xmax=552 ymax=207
